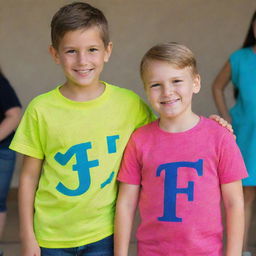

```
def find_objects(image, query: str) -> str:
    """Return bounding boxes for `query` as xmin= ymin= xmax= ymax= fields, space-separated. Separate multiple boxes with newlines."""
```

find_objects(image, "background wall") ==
xmin=0 ymin=0 xmax=255 ymax=186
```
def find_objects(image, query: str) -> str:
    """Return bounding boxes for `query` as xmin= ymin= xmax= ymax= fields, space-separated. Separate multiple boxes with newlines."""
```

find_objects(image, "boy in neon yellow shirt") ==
xmin=10 ymin=2 xmax=154 ymax=255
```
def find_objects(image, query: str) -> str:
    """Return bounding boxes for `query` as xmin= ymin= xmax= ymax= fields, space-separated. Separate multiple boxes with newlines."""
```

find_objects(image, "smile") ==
xmin=160 ymin=99 xmax=180 ymax=104
xmin=75 ymin=69 xmax=93 ymax=75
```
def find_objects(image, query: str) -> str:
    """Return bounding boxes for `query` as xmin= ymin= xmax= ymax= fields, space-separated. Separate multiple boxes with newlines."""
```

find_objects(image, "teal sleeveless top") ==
xmin=230 ymin=47 xmax=256 ymax=186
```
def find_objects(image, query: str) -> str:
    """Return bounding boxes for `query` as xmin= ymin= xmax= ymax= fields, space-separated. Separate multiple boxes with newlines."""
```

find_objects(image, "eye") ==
xmin=150 ymin=83 xmax=160 ymax=88
xmin=89 ymin=48 xmax=98 ymax=52
xmin=65 ymin=49 xmax=76 ymax=54
xmin=173 ymin=79 xmax=183 ymax=83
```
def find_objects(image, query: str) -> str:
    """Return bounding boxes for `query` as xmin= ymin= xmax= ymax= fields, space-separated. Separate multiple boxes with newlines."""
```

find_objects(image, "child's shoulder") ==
xmin=106 ymin=82 xmax=141 ymax=101
xmin=200 ymin=116 xmax=233 ymax=139
xmin=230 ymin=47 xmax=252 ymax=61
xmin=26 ymin=87 xmax=58 ymax=110
xmin=125 ymin=121 xmax=156 ymax=150
xmin=130 ymin=120 xmax=156 ymax=139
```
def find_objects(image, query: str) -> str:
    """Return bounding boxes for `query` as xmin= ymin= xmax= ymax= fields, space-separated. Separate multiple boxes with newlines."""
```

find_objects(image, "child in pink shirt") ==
xmin=114 ymin=42 xmax=247 ymax=256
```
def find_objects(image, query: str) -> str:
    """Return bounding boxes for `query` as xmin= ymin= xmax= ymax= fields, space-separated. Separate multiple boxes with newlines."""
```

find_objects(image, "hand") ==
xmin=21 ymin=237 xmax=41 ymax=256
xmin=209 ymin=114 xmax=234 ymax=134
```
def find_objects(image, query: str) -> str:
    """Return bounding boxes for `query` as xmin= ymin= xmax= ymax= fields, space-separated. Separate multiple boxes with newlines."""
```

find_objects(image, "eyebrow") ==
xmin=62 ymin=44 xmax=101 ymax=49
xmin=147 ymin=75 xmax=184 ymax=82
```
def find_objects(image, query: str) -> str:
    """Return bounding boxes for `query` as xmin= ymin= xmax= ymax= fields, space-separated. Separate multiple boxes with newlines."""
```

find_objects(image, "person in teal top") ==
xmin=212 ymin=10 xmax=256 ymax=256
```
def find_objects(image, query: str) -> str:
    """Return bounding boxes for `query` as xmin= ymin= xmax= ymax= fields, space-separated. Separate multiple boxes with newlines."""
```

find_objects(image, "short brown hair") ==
xmin=51 ymin=2 xmax=110 ymax=49
xmin=140 ymin=42 xmax=198 ymax=79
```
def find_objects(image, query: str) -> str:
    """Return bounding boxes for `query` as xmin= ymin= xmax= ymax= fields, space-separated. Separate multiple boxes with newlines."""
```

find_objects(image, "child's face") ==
xmin=143 ymin=60 xmax=200 ymax=120
xmin=50 ymin=26 xmax=112 ymax=89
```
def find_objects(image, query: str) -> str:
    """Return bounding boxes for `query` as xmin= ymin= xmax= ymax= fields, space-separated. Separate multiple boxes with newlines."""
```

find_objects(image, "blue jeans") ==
xmin=40 ymin=235 xmax=114 ymax=256
xmin=0 ymin=148 xmax=16 ymax=212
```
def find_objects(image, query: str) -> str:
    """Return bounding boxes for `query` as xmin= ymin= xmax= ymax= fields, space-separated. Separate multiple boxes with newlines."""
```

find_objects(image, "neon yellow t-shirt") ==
xmin=10 ymin=82 xmax=154 ymax=248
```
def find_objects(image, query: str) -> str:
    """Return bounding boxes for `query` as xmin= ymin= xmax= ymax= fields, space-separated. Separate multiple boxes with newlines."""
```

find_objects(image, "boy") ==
xmin=114 ymin=42 xmax=247 ymax=256
xmin=10 ymin=2 xmax=154 ymax=256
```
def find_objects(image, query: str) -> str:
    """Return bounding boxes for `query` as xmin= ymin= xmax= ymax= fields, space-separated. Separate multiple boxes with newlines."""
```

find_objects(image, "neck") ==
xmin=60 ymin=81 xmax=105 ymax=102
xmin=159 ymin=112 xmax=200 ymax=133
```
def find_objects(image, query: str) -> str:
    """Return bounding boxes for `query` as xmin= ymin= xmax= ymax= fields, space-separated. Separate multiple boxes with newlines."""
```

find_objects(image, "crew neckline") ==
xmin=154 ymin=116 xmax=203 ymax=136
xmin=55 ymin=81 xmax=110 ymax=106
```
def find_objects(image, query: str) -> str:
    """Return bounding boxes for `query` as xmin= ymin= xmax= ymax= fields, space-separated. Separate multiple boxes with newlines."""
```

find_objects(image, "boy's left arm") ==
xmin=221 ymin=180 xmax=244 ymax=256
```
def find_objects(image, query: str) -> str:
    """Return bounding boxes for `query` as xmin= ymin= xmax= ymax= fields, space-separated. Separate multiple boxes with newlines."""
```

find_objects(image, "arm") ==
xmin=19 ymin=155 xmax=43 ymax=256
xmin=114 ymin=182 xmax=140 ymax=256
xmin=221 ymin=180 xmax=244 ymax=256
xmin=0 ymin=106 xmax=22 ymax=141
xmin=211 ymin=61 xmax=232 ymax=123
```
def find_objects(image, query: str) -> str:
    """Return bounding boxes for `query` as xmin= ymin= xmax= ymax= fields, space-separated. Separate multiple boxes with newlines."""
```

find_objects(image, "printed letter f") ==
xmin=156 ymin=159 xmax=203 ymax=222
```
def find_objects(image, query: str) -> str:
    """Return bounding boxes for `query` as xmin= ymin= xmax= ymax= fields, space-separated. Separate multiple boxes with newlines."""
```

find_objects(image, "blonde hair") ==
xmin=140 ymin=42 xmax=198 ymax=79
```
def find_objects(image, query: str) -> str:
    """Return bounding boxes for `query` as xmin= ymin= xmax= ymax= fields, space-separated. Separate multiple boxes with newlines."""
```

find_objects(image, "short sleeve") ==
xmin=9 ymin=103 xmax=44 ymax=159
xmin=218 ymin=131 xmax=248 ymax=184
xmin=117 ymin=134 xmax=142 ymax=185
xmin=134 ymin=98 xmax=156 ymax=129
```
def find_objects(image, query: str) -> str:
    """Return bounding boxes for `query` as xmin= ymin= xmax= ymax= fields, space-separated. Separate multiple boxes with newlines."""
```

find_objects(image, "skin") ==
xmin=114 ymin=183 xmax=140 ymax=256
xmin=19 ymin=26 xmax=112 ymax=256
xmin=143 ymin=61 xmax=201 ymax=132
xmin=0 ymin=106 xmax=21 ymax=239
xmin=19 ymin=156 xmax=42 ymax=256
xmin=212 ymin=21 xmax=256 ymax=252
xmin=114 ymin=61 xmax=244 ymax=256
xmin=49 ymin=26 xmax=112 ymax=102
xmin=211 ymin=61 xmax=232 ymax=123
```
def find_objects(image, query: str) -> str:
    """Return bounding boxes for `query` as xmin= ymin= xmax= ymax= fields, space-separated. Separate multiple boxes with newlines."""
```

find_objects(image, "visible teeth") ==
xmin=161 ymin=99 xmax=179 ymax=104
xmin=77 ymin=70 xmax=90 ymax=74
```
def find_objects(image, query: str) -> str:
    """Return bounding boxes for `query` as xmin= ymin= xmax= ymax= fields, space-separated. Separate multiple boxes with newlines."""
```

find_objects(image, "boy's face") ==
xmin=143 ymin=60 xmax=200 ymax=120
xmin=50 ymin=26 xmax=112 ymax=89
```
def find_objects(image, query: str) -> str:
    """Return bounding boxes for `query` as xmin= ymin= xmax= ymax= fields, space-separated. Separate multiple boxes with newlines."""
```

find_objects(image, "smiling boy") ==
xmin=10 ymin=2 xmax=154 ymax=256
xmin=115 ymin=42 xmax=247 ymax=256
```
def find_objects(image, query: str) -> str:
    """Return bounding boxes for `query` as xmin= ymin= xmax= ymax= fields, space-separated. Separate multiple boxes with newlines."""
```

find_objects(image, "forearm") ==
xmin=222 ymin=181 xmax=245 ymax=256
xmin=114 ymin=205 xmax=136 ymax=256
xmin=19 ymin=173 xmax=41 ymax=256
xmin=114 ymin=183 xmax=139 ymax=256
xmin=211 ymin=61 xmax=232 ymax=123
xmin=225 ymin=203 xmax=244 ymax=256
xmin=0 ymin=107 xmax=21 ymax=141
xmin=18 ymin=156 xmax=42 ymax=242
xmin=212 ymin=87 xmax=231 ymax=123
xmin=19 ymin=174 xmax=37 ymax=240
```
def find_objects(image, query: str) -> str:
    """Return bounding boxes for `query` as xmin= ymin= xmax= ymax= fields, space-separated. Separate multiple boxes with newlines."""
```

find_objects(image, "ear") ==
xmin=104 ymin=42 xmax=113 ymax=63
xmin=193 ymin=74 xmax=201 ymax=94
xmin=49 ymin=45 xmax=61 ymax=64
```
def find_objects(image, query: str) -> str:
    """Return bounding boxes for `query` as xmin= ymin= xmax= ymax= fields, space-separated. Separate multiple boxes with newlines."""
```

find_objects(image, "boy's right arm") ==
xmin=221 ymin=180 xmax=244 ymax=256
xmin=19 ymin=155 xmax=43 ymax=256
xmin=114 ymin=182 xmax=140 ymax=256
xmin=211 ymin=61 xmax=232 ymax=123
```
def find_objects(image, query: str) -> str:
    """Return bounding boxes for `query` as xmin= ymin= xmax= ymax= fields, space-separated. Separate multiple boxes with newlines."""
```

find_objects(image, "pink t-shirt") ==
xmin=118 ymin=117 xmax=247 ymax=256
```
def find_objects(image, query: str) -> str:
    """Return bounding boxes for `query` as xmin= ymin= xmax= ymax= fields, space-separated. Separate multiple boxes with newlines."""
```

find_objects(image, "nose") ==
xmin=77 ymin=52 xmax=88 ymax=65
xmin=162 ymin=84 xmax=174 ymax=97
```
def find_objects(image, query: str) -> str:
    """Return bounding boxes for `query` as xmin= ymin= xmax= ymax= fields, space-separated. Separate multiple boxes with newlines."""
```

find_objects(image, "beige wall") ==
xmin=1 ymin=0 xmax=255 ymax=186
